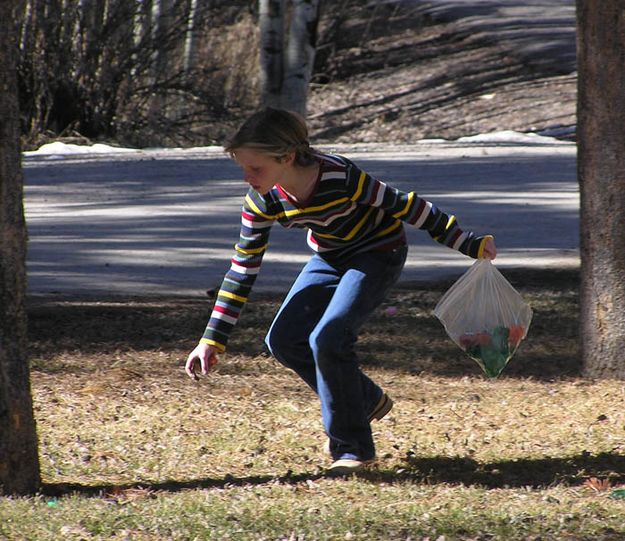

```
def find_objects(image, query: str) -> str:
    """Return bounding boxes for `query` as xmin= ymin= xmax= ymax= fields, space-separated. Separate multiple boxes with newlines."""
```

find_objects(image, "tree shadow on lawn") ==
xmin=43 ymin=451 xmax=625 ymax=498
xmin=27 ymin=268 xmax=580 ymax=381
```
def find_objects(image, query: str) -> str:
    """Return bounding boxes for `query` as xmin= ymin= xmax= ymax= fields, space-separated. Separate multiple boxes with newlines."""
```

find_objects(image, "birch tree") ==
xmin=259 ymin=0 xmax=286 ymax=108
xmin=183 ymin=0 xmax=200 ymax=75
xmin=577 ymin=0 xmax=625 ymax=377
xmin=151 ymin=0 xmax=176 ymax=85
xmin=0 ymin=0 xmax=41 ymax=495
xmin=259 ymin=0 xmax=320 ymax=116
xmin=283 ymin=0 xmax=320 ymax=115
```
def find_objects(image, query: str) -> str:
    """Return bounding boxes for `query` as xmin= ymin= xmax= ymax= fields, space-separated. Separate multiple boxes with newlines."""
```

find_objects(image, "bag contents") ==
xmin=434 ymin=260 xmax=532 ymax=378
xmin=458 ymin=324 xmax=526 ymax=378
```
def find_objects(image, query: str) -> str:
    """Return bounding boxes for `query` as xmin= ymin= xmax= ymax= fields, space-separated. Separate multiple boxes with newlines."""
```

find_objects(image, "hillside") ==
xmin=307 ymin=1 xmax=576 ymax=143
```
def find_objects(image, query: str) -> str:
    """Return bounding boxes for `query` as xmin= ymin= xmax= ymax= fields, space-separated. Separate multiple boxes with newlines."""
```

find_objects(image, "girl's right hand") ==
xmin=185 ymin=342 xmax=219 ymax=380
xmin=481 ymin=236 xmax=497 ymax=260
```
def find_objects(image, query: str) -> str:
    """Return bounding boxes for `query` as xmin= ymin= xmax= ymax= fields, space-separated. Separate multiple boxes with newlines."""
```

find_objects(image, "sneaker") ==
xmin=326 ymin=458 xmax=373 ymax=476
xmin=322 ymin=393 xmax=394 ymax=456
xmin=368 ymin=393 xmax=394 ymax=422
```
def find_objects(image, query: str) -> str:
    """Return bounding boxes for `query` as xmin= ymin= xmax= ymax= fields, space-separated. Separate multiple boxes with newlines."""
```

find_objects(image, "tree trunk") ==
xmin=283 ymin=0 xmax=319 ymax=116
xmin=0 ymin=0 xmax=41 ymax=495
xmin=577 ymin=0 xmax=625 ymax=378
xmin=151 ymin=0 xmax=176 ymax=83
xmin=78 ymin=0 xmax=108 ymax=75
xmin=132 ymin=0 xmax=154 ymax=78
xmin=259 ymin=0 xmax=285 ymax=108
xmin=147 ymin=0 xmax=176 ymax=126
xmin=183 ymin=0 xmax=199 ymax=74
xmin=18 ymin=1 xmax=33 ymax=53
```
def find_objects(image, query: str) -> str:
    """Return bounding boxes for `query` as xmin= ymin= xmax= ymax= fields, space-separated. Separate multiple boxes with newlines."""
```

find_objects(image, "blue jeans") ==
xmin=265 ymin=246 xmax=407 ymax=461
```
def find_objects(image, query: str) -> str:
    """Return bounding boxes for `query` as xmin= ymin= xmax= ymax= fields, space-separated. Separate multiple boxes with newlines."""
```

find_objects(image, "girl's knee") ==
xmin=265 ymin=315 xmax=295 ymax=358
xmin=265 ymin=324 xmax=282 ymax=356
xmin=309 ymin=321 xmax=348 ymax=359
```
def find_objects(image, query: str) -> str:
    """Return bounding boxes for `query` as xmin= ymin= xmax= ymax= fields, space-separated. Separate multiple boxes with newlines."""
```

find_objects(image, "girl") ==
xmin=186 ymin=108 xmax=496 ymax=475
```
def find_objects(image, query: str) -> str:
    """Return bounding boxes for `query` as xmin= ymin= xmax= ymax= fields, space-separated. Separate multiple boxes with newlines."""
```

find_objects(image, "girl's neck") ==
xmin=279 ymin=162 xmax=320 ymax=202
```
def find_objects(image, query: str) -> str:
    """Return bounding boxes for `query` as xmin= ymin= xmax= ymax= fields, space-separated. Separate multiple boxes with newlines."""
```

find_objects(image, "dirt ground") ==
xmin=307 ymin=3 xmax=576 ymax=143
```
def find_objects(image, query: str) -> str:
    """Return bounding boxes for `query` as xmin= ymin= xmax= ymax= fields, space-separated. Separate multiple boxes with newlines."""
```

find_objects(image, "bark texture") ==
xmin=0 ymin=0 xmax=41 ymax=495
xmin=283 ymin=0 xmax=320 ymax=116
xmin=577 ymin=0 xmax=625 ymax=377
xmin=259 ymin=0 xmax=286 ymax=108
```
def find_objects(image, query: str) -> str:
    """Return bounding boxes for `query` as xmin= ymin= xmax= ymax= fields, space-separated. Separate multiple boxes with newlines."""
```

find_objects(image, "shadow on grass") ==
xmin=43 ymin=450 xmax=625 ymax=498
xmin=28 ymin=268 xmax=580 ymax=380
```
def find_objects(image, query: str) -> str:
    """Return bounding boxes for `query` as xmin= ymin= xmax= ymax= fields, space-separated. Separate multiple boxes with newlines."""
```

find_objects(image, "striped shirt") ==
xmin=201 ymin=153 xmax=491 ymax=352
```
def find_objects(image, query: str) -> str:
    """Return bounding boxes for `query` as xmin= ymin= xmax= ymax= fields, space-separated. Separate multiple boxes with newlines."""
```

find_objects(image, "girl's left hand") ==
xmin=482 ymin=236 xmax=497 ymax=259
xmin=185 ymin=342 xmax=219 ymax=381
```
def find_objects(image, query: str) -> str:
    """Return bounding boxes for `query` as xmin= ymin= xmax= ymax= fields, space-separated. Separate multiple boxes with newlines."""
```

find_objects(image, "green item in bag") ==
xmin=459 ymin=325 xmax=523 ymax=378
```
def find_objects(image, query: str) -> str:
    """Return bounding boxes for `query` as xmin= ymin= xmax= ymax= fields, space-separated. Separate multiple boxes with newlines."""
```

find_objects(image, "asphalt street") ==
xmin=23 ymin=141 xmax=579 ymax=297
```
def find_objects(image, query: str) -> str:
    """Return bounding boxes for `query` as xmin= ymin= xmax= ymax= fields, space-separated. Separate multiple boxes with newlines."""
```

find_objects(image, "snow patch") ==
xmin=23 ymin=131 xmax=567 ymax=160
xmin=23 ymin=142 xmax=226 ymax=158
xmin=24 ymin=142 xmax=140 ymax=157
xmin=455 ymin=130 xmax=563 ymax=145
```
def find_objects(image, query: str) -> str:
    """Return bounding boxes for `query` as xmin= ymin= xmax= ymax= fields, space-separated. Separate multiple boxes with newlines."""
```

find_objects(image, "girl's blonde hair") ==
xmin=225 ymin=108 xmax=318 ymax=166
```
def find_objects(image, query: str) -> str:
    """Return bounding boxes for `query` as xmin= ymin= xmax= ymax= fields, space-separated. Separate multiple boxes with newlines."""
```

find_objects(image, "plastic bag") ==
xmin=434 ymin=259 xmax=533 ymax=378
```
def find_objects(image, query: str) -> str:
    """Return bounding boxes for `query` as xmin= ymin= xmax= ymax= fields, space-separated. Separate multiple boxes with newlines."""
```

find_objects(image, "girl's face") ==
xmin=232 ymin=148 xmax=293 ymax=194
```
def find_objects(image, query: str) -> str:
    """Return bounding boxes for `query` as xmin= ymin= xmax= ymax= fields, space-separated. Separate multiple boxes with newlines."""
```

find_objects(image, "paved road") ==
xmin=22 ymin=1 xmax=580 ymax=297
xmin=23 ymin=141 xmax=578 ymax=297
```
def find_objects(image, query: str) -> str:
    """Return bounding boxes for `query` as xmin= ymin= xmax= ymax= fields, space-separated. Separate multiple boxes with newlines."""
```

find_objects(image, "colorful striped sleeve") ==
xmin=347 ymin=165 xmax=491 ymax=259
xmin=201 ymin=191 xmax=276 ymax=352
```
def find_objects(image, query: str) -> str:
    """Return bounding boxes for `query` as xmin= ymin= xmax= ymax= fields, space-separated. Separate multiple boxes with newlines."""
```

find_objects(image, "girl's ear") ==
xmin=279 ymin=152 xmax=296 ymax=165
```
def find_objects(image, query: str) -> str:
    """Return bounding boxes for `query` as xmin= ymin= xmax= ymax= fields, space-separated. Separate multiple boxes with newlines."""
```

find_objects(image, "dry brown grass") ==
xmin=8 ymin=267 xmax=625 ymax=540
xmin=26 ymin=266 xmax=619 ymax=488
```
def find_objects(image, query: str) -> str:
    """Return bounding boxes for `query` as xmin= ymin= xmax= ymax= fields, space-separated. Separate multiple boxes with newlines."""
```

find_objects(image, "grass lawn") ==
xmin=2 ymin=267 xmax=625 ymax=540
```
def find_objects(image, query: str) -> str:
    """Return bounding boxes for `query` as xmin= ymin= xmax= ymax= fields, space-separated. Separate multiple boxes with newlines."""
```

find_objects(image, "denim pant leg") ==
xmin=266 ymin=255 xmax=385 ymax=401
xmin=266 ymin=247 xmax=407 ymax=462
xmin=310 ymin=247 xmax=407 ymax=461
xmin=265 ymin=254 xmax=338 ymax=391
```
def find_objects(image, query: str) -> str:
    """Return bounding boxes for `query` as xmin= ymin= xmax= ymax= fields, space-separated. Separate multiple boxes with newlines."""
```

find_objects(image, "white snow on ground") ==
xmin=23 ymin=142 xmax=225 ymax=158
xmin=455 ymin=131 xmax=568 ymax=144
xmin=23 ymin=141 xmax=139 ymax=156
xmin=22 ymin=131 xmax=565 ymax=159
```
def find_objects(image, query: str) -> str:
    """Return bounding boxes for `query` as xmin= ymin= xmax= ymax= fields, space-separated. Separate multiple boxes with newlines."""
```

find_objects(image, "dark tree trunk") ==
xmin=259 ymin=0 xmax=286 ymax=108
xmin=0 ymin=0 xmax=41 ymax=495
xmin=577 ymin=0 xmax=625 ymax=377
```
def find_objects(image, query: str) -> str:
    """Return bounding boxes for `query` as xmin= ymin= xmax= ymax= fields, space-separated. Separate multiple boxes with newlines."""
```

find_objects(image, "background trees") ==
xmin=0 ymin=0 xmax=41 ymax=495
xmin=17 ymin=0 xmax=259 ymax=147
xmin=259 ymin=0 xmax=321 ymax=116
xmin=16 ymin=0 xmax=324 ymax=148
xmin=577 ymin=0 xmax=625 ymax=378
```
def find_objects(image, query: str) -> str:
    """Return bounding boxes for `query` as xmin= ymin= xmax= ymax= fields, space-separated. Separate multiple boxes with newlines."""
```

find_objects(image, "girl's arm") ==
xmin=199 ymin=191 xmax=276 ymax=353
xmin=348 ymin=165 xmax=495 ymax=259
